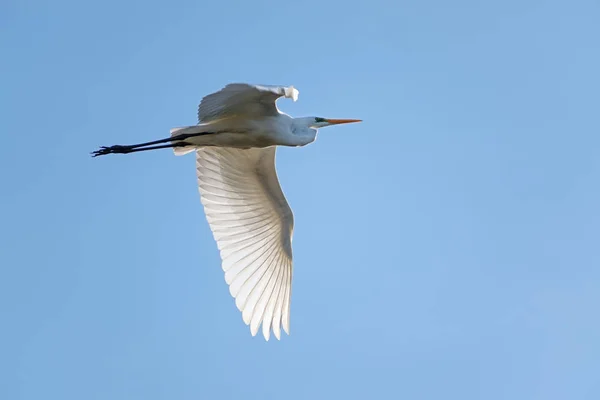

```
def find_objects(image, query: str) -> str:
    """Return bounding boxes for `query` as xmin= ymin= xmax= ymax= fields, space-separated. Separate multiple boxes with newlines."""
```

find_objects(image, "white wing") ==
xmin=197 ymin=83 xmax=299 ymax=123
xmin=196 ymin=146 xmax=294 ymax=340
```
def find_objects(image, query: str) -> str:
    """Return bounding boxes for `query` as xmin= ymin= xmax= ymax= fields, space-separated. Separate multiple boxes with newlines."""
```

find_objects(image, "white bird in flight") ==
xmin=92 ymin=83 xmax=361 ymax=340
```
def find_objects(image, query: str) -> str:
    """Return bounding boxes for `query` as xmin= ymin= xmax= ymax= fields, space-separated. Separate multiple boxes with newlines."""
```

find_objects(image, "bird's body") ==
xmin=92 ymin=83 xmax=361 ymax=340
xmin=169 ymin=113 xmax=317 ymax=153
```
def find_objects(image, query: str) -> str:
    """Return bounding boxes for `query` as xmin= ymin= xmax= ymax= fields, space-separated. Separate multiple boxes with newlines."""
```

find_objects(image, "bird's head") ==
xmin=309 ymin=117 xmax=362 ymax=129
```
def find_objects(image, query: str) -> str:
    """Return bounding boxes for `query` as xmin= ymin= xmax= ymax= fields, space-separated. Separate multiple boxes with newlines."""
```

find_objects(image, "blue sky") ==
xmin=1 ymin=0 xmax=599 ymax=398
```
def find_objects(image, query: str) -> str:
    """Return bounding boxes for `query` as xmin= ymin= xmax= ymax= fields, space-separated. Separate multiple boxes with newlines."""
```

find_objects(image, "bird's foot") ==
xmin=91 ymin=145 xmax=133 ymax=157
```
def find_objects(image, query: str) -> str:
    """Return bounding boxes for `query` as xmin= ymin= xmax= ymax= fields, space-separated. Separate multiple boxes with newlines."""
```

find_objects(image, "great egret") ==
xmin=92 ymin=83 xmax=361 ymax=340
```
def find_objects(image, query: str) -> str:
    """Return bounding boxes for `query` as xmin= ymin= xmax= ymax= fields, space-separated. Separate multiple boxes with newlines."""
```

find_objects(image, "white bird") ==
xmin=92 ymin=83 xmax=361 ymax=340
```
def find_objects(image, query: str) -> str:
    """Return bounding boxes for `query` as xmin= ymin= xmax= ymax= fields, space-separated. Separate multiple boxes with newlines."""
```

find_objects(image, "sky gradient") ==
xmin=1 ymin=0 xmax=599 ymax=399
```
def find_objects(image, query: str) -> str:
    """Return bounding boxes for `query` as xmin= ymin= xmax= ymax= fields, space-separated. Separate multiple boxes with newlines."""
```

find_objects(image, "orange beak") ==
xmin=324 ymin=118 xmax=362 ymax=126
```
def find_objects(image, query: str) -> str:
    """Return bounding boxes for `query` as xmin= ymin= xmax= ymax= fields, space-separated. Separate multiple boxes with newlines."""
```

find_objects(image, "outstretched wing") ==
xmin=197 ymin=83 xmax=299 ymax=123
xmin=196 ymin=146 xmax=294 ymax=340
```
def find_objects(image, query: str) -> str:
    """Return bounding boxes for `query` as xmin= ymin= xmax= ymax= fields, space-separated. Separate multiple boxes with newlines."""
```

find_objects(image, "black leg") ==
xmin=91 ymin=131 xmax=214 ymax=157
xmin=91 ymin=142 xmax=191 ymax=157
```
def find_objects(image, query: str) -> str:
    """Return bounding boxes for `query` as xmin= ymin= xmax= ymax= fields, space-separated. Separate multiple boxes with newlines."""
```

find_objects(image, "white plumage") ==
xmin=92 ymin=83 xmax=361 ymax=340
xmin=196 ymin=146 xmax=293 ymax=340
xmin=197 ymin=83 xmax=299 ymax=121
xmin=194 ymin=84 xmax=297 ymax=340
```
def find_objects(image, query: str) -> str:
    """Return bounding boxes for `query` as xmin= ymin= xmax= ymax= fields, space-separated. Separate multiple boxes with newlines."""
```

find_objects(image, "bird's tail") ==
xmin=170 ymin=126 xmax=199 ymax=156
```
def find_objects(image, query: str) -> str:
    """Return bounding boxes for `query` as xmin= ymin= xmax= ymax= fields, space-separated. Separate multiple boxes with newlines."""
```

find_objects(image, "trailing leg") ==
xmin=90 ymin=131 xmax=214 ymax=157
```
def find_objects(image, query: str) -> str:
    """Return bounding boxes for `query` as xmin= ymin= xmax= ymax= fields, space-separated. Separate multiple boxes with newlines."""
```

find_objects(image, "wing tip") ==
xmin=246 ymin=320 xmax=287 ymax=341
xmin=283 ymin=320 xmax=290 ymax=335
xmin=287 ymin=86 xmax=299 ymax=102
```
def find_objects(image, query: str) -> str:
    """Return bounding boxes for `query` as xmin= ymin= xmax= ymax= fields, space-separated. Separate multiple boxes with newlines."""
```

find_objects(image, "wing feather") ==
xmin=196 ymin=146 xmax=294 ymax=340
xmin=197 ymin=83 xmax=299 ymax=123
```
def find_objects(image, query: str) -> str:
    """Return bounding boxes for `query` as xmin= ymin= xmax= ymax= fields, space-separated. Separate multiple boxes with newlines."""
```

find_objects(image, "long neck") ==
xmin=287 ymin=118 xmax=317 ymax=147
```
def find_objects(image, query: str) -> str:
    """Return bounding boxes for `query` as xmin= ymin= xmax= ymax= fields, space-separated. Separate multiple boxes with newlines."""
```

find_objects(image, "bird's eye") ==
xmin=315 ymin=117 xmax=326 ymax=123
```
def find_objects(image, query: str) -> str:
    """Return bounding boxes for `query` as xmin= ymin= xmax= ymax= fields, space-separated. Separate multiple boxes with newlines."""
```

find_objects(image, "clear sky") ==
xmin=1 ymin=0 xmax=599 ymax=399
